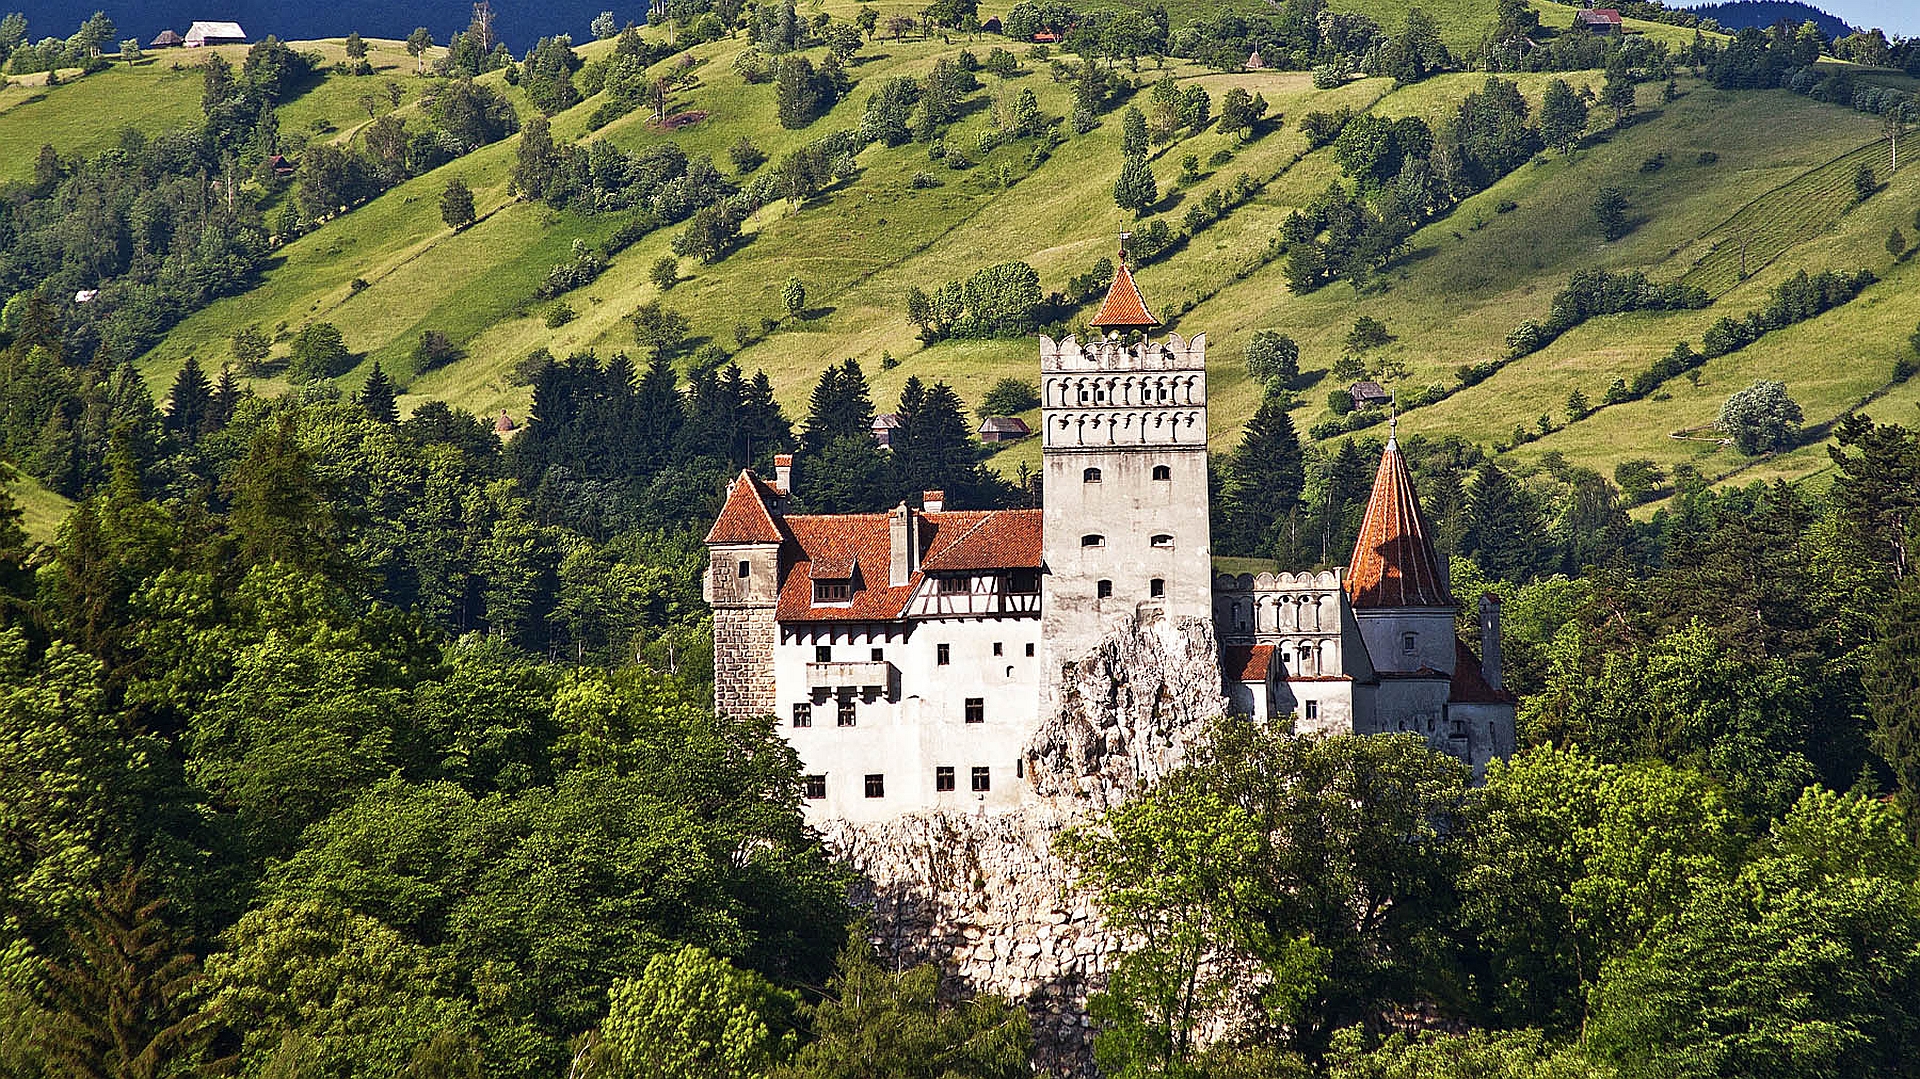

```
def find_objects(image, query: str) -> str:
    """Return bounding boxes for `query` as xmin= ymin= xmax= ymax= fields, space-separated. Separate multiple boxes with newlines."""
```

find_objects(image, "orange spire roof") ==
xmin=1090 ymin=257 xmax=1159 ymax=331
xmin=1346 ymin=432 xmax=1453 ymax=608
xmin=705 ymin=470 xmax=786 ymax=545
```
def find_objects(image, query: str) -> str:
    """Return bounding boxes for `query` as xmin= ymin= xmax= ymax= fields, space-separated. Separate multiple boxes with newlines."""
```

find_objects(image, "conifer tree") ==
xmin=1219 ymin=391 xmax=1305 ymax=556
xmin=37 ymin=869 xmax=220 ymax=1079
xmin=893 ymin=378 xmax=979 ymax=505
xmin=802 ymin=359 xmax=875 ymax=454
xmin=162 ymin=356 xmax=212 ymax=443
xmin=209 ymin=366 xmax=243 ymax=430
xmin=1121 ymin=105 xmax=1148 ymax=157
xmin=1114 ymin=154 xmax=1157 ymax=216
xmin=1867 ymin=573 xmax=1920 ymax=836
xmin=359 ymin=361 xmax=399 ymax=424
xmin=1463 ymin=460 xmax=1552 ymax=582
xmin=634 ymin=352 xmax=685 ymax=469
xmin=0 ymin=479 xmax=31 ymax=615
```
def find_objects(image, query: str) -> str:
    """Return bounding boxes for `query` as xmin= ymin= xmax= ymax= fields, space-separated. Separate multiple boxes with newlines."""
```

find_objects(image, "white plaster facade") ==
xmin=706 ymin=277 xmax=1517 ymax=821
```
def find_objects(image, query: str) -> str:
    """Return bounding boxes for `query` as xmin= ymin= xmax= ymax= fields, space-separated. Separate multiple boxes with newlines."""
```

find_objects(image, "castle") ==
xmin=704 ymin=255 xmax=1514 ymax=822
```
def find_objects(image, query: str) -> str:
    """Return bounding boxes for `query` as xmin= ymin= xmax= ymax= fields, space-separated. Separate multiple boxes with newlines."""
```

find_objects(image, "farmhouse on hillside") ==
xmin=705 ymin=251 xmax=1516 ymax=822
xmin=1573 ymin=8 xmax=1624 ymax=33
xmin=870 ymin=412 xmax=903 ymax=448
xmin=184 ymin=21 xmax=247 ymax=47
xmin=1349 ymin=380 xmax=1392 ymax=410
xmin=977 ymin=416 xmax=1031 ymax=443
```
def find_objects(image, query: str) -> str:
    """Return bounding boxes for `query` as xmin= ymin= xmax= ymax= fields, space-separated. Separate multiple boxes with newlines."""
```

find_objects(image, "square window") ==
xmin=1097 ymin=580 xmax=1113 ymax=599
xmin=864 ymin=774 xmax=885 ymax=798
xmin=1149 ymin=578 xmax=1165 ymax=598
xmin=971 ymin=766 xmax=991 ymax=792
xmin=937 ymin=643 xmax=951 ymax=665
xmin=965 ymin=698 xmax=984 ymax=724
xmin=1304 ymin=700 xmax=1319 ymax=721
xmin=804 ymin=774 xmax=826 ymax=799
xmin=792 ymin=703 xmax=812 ymax=727
xmin=837 ymin=696 xmax=856 ymax=727
xmin=993 ymin=642 xmax=1004 ymax=656
xmin=1025 ymin=643 xmax=1035 ymax=657
xmin=871 ymin=647 xmax=884 ymax=661
xmin=936 ymin=766 xmax=955 ymax=792
xmin=815 ymin=645 xmax=831 ymax=662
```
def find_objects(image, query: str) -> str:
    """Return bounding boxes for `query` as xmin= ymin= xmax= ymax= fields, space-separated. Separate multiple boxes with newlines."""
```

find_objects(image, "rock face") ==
xmin=819 ymin=615 xmax=1226 ymax=1073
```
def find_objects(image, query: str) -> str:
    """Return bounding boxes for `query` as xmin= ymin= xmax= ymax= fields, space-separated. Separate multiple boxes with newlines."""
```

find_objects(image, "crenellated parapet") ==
xmin=1040 ymin=333 xmax=1209 ymax=451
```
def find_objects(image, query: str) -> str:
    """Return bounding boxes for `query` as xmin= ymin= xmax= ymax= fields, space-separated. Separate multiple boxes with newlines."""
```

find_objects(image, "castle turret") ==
xmin=1346 ymin=421 xmax=1457 ymax=677
xmin=1041 ymin=255 xmax=1212 ymax=688
xmin=705 ymin=470 xmax=787 ymax=717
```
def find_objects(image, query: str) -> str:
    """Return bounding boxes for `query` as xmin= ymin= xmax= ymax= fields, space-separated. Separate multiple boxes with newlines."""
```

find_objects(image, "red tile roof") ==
xmin=1346 ymin=435 xmax=1454 ymax=609
xmin=774 ymin=509 xmax=1044 ymax=622
xmin=705 ymin=470 xmax=786 ymax=545
xmin=1090 ymin=259 xmax=1159 ymax=330
xmin=919 ymin=510 xmax=1044 ymax=573
xmin=1223 ymin=643 xmax=1275 ymax=683
xmin=1449 ymin=637 xmax=1517 ymax=704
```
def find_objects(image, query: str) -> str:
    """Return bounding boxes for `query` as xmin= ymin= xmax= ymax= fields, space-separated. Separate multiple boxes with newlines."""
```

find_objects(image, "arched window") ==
xmin=1149 ymin=578 xmax=1165 ymax=598
xmin=1152 ymin=465 xmax=1171 ymax=481
xmin=1083 ymin=467 xmax=1102 ymax=483
xmin=1081 ymin=534 xmax=1105 ymax=547
xmin=1150 ymin=534 xmax=1173 ymax=548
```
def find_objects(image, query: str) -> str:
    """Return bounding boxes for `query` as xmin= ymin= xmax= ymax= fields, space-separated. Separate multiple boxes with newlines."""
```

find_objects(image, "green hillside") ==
xmin=9 ymin=1 xmax=1916 ymax=520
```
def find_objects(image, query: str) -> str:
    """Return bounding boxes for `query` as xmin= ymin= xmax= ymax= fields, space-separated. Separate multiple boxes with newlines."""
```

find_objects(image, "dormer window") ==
xmin=813 ymin=579 xmax=851 ymax=603
xmin=1152 ymin=465 xmax=1171 ymax=481
xmin=1083 ymin=467 xmax=1102 ymax=483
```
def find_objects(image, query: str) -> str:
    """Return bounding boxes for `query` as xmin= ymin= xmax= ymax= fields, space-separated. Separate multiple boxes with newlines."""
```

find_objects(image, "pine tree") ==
xmin=1114 ymin=154 xmax=1157 ymax=216
xmin=1219 ymin=392 xmax=1305 ymax=556
xmin=0 ymin=479 xmax=31 ymax=615
xmin=359 ymin=361 xmax=399 ymax=424
xmin=1121 ymin=105 xmax=1148 ymax=156
xmin=1464 ymin=461 xmax=1552 ymax=582
xmin=634 ymin=352 xmax=686 ymax=469
xmin=893 ymin=378 xmax=978 ymax=504
xmin=162 ymin=356 xmax=212 ymax=443
xmin=1867 ymin=574 xmax=1920 ymax=837
xmin=802 ymin=358 xmax=876 ymax=455
xmin=37 ymin=869 xmax=220 ymax=1079
xmin=209 ymin=366 xmax=243 ymax=430
xmin=1539 ymin=77 xmax=1588 ymax=154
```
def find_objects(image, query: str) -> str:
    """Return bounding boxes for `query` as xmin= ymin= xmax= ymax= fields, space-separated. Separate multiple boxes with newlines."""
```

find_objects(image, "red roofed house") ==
xmin=1573 ymin=8 xmax=1624 ymax=34
xmin=708 ymin=252 xmax=1514 ymax=820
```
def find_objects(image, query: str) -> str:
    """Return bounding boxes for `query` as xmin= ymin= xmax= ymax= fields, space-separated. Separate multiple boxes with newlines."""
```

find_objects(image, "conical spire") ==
xmin=1346 ymin=435 xmax=1452 ymax=608
xmin=1089 ymin=249 xmax=1159 ymax=332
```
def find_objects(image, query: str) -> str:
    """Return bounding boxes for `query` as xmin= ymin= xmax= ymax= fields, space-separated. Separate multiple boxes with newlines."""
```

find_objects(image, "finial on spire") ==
xmin=1118 ymin=229 xmax=1132 ymax=264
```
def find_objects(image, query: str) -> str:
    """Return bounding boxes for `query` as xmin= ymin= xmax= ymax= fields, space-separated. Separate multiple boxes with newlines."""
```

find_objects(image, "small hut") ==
xmin=871 ymin=413 xmax=903 ymax=448
xmin=149 ymin=29 xmax=184 ymax=48
xmin=977 ymin=416 xmax=1031 ymax=443
xmin=1245 ymin=48 xmax=1267 ymax=71
xmin=1349 ymin=381 xmax=1392 ymax=410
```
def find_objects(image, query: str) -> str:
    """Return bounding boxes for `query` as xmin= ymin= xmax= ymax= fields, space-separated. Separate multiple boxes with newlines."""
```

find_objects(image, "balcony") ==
xmin=805 ymin=661 xmax=897 ymax=693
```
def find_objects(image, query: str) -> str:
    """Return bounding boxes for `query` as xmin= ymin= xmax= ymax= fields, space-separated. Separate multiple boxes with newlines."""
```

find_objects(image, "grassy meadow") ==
xmin=5 ymin=0 xmax=1917 ymax=533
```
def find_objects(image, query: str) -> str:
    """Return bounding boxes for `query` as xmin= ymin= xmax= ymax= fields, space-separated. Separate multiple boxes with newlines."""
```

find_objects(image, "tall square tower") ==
xmin=1040 ymin=258 xmax=1213 ymax=678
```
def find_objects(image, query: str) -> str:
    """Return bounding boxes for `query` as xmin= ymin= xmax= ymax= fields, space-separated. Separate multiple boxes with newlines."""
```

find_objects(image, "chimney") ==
xmin=922 ymin=489 xmax=945 ymax=513
xmin=773 ymin=453 xmax=793 ymax=496
xmin=889 ymin=503 xmax=913 ymax=586
xmin=1478 ymin=592 xmax=1503 ymax=690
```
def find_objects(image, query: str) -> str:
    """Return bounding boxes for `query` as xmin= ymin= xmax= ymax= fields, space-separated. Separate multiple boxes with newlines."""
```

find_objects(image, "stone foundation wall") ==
xmin=823 ymin=615 xmax=1227 ymax=1074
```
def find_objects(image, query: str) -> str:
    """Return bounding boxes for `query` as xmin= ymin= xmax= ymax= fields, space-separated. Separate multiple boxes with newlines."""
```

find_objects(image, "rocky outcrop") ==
xmin=820 ymin=615 xmax=1226 ymax=1073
